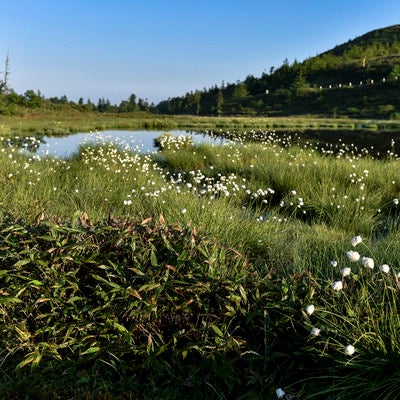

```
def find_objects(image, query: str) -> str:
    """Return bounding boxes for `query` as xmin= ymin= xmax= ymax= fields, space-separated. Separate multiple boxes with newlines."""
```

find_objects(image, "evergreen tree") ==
xmin=232 ymin=82 xmax=248 ymax=98
xmin=216 ymin=90 xmax=224 ymax=116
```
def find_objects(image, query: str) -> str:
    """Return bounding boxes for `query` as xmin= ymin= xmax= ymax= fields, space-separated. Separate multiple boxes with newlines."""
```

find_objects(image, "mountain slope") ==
xmin=322 ymin=24 xmax=400 ymax=58
xmin=156 ymin=25 xmax=400 ymax=119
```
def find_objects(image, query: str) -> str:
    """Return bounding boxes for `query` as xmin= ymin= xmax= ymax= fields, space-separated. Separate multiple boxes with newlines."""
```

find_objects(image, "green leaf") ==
xmin=66 ymin=296 xmax=83 ymax=304
xmin=239 ymin=285 xmax=248 ymax=303
xmin=210 ymin=324 xmax=224 ymax=337
xmin=31 ymin=351 xmax=43 ymax=368
xmin=156 ymin=344 xmax=168 ymax=356
xmin=139 ymin=283 xmax=160 ymax=292
xmin=178 ymin=250 xmax=188 ymax=261
xmin=36 ymin=259 xmax=49 ymax=267
xmin=161 ymin=235 xmax=176 ymax=253
xmin=0 ymin=297 xmax=23 ymax=304
xmin=14 ymin=258 xmax=31 ymax=268
xmin=91 ymin=274 xmax=121 ymax=289
xmin=15 ymin=326 xmax=31 ymax=341
xmin=128 ymin=267 xmax=145 ymax=276
xmin=29 ymin=280 xmax=43 ymax=286
xmin=150 ymin=250 xmax=158 ymax=266
xmin=16 ymin=352 xmax=37 ymax=369
xmin=113 ymin=322 xmax=129 ymax=333
xmin=38 ymin=235 xmax=56 ymax=242
xmin=224 ymin=305 xmax=236 ymax=317
xmin=80 ymin=346 xmax=100 ymax=355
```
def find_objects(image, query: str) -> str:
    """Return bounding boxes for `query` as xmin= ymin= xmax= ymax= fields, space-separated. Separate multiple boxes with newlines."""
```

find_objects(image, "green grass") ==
xmin=2 ymin=108 xmax=400 ymax=137
xmin=1 ymin=131 xmax=400 ymax=398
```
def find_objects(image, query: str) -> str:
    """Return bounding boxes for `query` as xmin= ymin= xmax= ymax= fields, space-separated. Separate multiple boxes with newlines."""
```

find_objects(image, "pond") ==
xmin=5 ymin=128 xmax=400 ymax=159
xmin=22 ymin=130 xmax=228 ymax=158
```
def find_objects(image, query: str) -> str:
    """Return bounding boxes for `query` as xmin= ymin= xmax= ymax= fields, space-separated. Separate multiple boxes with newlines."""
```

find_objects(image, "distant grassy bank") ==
xmin=2 ymin=109 xmax=400 ymax=136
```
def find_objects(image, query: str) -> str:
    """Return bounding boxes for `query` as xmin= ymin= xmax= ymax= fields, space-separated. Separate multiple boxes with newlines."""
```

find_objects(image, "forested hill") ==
xmin=156 ymin=24 xmax=400 ymax=119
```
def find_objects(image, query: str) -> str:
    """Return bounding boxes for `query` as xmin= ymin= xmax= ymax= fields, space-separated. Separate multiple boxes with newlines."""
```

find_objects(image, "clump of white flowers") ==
xmin=302 ymin=232 xmax=397 ymax=374
xmin=361 ymin=256 xmax=374 ymax=269
xmin=275 ymin=388 xmax=286 ymax=399
xmin=310 ymin=327 xmax=321 ymax=337
xmin=156 ymin=133 xmax=193 ymax=151
xmin=305 ymin=304 xmax=315 ymax=316
xmin=351 ymin=235 xmax=362 ymax=247
xmin=344 ymin=344 xmax=355 ymax=356
xmin=379 ymin=264 xmax=390 ymax=273
xmin=331 ymin=281 xmax=343 ymax=291
xmin=347 ymin=250 xmax=360 ymax=262
xmin=340 ymin=267 xmax=351 ymax=277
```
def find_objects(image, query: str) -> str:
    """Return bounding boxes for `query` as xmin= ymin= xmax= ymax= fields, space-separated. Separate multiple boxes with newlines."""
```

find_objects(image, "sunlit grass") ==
xmin=2 ymin=110 xmax=400 ymax=138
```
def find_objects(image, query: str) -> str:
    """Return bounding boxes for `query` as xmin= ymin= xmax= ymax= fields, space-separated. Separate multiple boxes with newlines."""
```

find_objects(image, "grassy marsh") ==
xmin=2 ymin=110 xmax=400 ymax=137
xmin=1 ymin=129 xmax=400 ymax=398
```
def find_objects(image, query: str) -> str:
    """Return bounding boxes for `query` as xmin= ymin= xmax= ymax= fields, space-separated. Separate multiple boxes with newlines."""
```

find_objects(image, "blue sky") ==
xmin=1 ymin=0 xmax=400 ymax=105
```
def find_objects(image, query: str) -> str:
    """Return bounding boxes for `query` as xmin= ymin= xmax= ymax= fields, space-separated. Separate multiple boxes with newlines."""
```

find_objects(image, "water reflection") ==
xmin=17 ymin=130 xmax=228 ymax=158
xmin=207 ymin=128 xmax=400 ymax=158
xmin=298 ymin=129 xmax=400 ymax=157
xmin=3 ymin=128 xmax=400 ymax=159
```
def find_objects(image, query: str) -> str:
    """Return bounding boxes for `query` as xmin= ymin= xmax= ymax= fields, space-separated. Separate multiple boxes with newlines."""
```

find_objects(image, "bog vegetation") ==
xmin=1 ymin=129 xmax=400 ymax=399
xmin=2 ymin=22 xmax=400 ymax=400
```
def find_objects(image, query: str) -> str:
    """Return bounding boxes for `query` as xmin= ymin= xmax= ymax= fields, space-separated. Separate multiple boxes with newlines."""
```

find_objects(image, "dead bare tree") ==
xmin=0 ymin=52 xmax=10 ymax=94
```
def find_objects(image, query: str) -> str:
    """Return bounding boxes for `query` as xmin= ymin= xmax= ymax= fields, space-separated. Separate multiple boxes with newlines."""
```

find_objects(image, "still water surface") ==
xmin=35 ymin=130 xmax=227 ymax=158
xmin=16 ymin=128 xmax=400 ymax=159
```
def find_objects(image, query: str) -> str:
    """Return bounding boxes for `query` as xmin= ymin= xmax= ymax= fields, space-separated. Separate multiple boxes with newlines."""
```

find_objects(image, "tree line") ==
xmin=2 ymin=25 xmax=400 ymax=118
xmin=0 ymin=87 xmax=157 ymax=115
xmin=0 ymin=55 xmax=156 ymax=114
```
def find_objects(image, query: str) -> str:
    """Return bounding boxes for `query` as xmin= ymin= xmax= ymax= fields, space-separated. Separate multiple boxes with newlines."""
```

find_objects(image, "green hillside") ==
xmin=156 ymin=24 xmax=400 ymax=119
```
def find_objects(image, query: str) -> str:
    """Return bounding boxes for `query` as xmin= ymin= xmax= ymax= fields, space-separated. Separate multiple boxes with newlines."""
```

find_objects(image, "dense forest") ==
xmin=1 ymin=24 xmax=400 ymax=119
xmin=156 ymin=24 xmax=400 ymax=119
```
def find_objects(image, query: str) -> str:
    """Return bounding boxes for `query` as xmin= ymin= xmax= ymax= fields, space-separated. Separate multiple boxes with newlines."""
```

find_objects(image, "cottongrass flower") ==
xmin=276 ymin=388 xmax=286 ymax=399
xmin=379 ymin=264 xmax=390 ymax=273
xmin=332 ymin=281 xmax=343 ymax=291
xmin=310 ymin=327 xmax=320 ymax=337
xmin=344 ymin=344 xmax=355 ymax=356
xmin=393 ymin=198 xmax=399 ymax=206
xmin=330 ymin=260 xmax=338 ymax=267
xmin=347 ymin=250 xmax=360 ymax=262
xmin=305 ymin=304 xmax=315 ymax=316
xmin=361 ymin=256 xmax=374 ymax=269
xmin=351 ymin=235 xmax=362 ymax=247
xmin=341 ymin=267 xmax=351 ymax=277
xmin=181 ymin=208 xmax=187 ymax=214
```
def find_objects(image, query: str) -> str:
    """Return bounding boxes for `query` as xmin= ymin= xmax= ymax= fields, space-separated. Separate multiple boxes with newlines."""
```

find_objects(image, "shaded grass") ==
xmin=0 ymin=216 xmax=289 ymax=399
xmin=2 ymin=215 xmax=400 ymax=399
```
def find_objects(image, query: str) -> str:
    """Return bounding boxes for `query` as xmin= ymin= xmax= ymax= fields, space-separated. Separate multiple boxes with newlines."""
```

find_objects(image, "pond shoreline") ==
xmin=2 ymin=113 xmax=400 ymax=137
xmin=4 ymin=126 xmax=400 ymax=159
